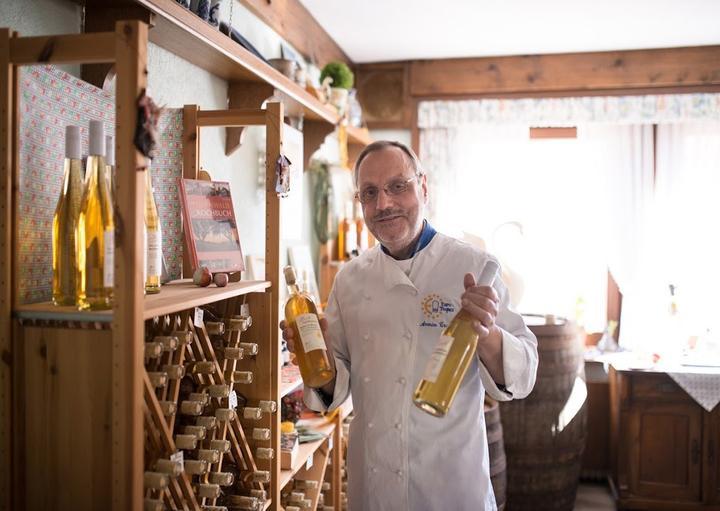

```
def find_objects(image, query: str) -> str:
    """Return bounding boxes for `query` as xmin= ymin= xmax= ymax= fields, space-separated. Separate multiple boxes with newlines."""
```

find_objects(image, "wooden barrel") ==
xmin=485 ymin=397 xmax=507 ymax=511
xmin=499 ymin=315 xmax=587 ymax=511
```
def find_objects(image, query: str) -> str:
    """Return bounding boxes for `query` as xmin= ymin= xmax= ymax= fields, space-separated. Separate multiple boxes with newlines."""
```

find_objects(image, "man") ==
xmin=281 ymin=141 xmax=538 ymax=510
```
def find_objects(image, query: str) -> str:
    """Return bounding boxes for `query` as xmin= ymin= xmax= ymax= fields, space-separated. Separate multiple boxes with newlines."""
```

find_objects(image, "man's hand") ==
xmin=279 ymin=317 xmax=337 ymax=394
xmin=460 ymin=273 xmax=505 ymax=385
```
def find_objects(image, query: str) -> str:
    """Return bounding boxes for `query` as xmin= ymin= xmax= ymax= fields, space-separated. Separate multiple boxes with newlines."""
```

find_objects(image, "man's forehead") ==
xmin=357 ymin=147 xmax=413 ymax=183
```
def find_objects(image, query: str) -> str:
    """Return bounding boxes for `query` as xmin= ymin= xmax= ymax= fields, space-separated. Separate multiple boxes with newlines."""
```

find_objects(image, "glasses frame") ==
xmin=355 ymin=176 xmax=419 ymax=205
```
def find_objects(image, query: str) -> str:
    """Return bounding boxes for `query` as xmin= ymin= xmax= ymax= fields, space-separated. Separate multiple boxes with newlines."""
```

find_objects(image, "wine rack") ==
xmin=143 ymin=295 xmax=273 ymax=510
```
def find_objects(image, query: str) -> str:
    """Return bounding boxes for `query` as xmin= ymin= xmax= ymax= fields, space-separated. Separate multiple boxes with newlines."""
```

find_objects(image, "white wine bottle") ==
xmin=76 ymin=120 xmax=114 ymax=310
xmin=283 ymin=266 xmax=335 ymax=388
xmin=144 ymin=161 xmax=162 ymax=294
xmin=53 ymin=125 xmax=85 ymax=306
xmin=105 ymin=135 xmax=115 ymax=201
xmin=413 ymin=260 xmax=500 ymax=417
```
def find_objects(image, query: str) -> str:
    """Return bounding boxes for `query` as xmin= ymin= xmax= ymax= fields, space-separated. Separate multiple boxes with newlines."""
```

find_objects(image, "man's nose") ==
xmin=375 ymin=187 xmax=394 ymax=210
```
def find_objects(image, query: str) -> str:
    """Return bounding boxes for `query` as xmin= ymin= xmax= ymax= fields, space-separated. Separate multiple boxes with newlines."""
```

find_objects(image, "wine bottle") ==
xmin=258 ymin=400 xmax=277 ymax=414
xmin=344 ymin=202 xmax=357 ymax=258
xmin=239 ymin=342 xmax=258 ymax=356
xmin=105 ymin=135 xmax=115 ymax=201
xmin=52 ymin=125 xmax=84 ymax=306
xmin=283 ymin=266 xmax=335 ymax=388
xmin=251 ymin=427 xmax=271 ymax=441
xmin=175 ymin=434 xmax=197 ymax=450
xmin=355 ymin=199 xmax=369 ymax=253
xmin=223 ymin=347 xmax=243 ymax=360
xmin=255 ymin=447 xmax=274 ymax=460
xmin=76 ymin=120 xmax=114 ymax=310
xmin=143 ymin=471 xmax=169 ymax=490
xmin=227 ymin=495 xmax=260 ymax=510
xmin=144 ymin=341 xmax=162 ymax=359
xmin=242 ymin=407 xmax=262 ymax=421
xmin=196 ymin=416 xmax=217 ymax=430
xmin=197 ymin=483 xmax=221 ymax=499
xmin=209 ymin=439 xmax=230 ymax=453
xmin=154 ymin=458 xmax=182 ymax=476
xmin=144 ymin=161 xmax=162 ymax=294
xmin=144 ymin=498 xmax=164 ymax=511
xmin=184 ymin=459 xmax=208 ymax=475
xmin=197 ymin=448 xmax=220 ymax=463
xmin=225 ymin=370 xmax=253 ymax=384
xmin=413 ymin=260 xmax=500 ymax=417
xmin=208 ymin=471 xmax=234 ymax=486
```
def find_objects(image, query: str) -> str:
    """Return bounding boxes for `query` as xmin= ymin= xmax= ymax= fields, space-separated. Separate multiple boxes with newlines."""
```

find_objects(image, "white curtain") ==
xmin=422 ymin=122 xmax=615 ymax=331
xmin=419 ymin=97 xmax=720 ymax=352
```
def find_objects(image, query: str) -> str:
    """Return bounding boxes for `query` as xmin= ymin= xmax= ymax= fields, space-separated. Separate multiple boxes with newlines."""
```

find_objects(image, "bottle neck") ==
xmin=287 ymin=282 xmax=300 ymax=295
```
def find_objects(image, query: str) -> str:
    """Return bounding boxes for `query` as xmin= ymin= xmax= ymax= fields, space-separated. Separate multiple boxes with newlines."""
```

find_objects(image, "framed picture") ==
xmin=179 ymin=178 xmax=245 ymax=273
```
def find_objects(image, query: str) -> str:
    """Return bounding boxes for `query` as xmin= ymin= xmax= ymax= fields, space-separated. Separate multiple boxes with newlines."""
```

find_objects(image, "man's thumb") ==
xmin=464 ymin=273 xmax=476 ymax=290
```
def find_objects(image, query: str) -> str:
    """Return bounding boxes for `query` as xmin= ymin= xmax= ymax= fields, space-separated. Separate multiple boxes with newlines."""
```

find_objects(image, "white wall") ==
xmin=1 ymin=0 xmax=336 ymax=277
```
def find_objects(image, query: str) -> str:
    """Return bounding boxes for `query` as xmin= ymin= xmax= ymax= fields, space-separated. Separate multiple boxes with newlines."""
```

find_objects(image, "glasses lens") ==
xmin=359 ymin=187 xmax=377 ymax=204
xmin=387 ymin=179 xmax=411 ymax=195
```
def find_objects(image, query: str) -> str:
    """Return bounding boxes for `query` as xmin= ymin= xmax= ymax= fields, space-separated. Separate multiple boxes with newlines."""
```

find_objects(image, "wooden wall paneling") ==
xmin=0 ymin=27 xmax=14 ymax=511
xmin=236 ymin=0 xmax=349 ymax=66
xmin=356 ymin=62 xmax=412 ymax=129
xmin=296 ymin=440 xmax=330 ymax=510
xmin=265 ymin=101 xmax=283 ymax=508
xmin=409 ymin=46 xmax=720 ymax=97
xmin=303 ymin=120 xmax=334 ymax=170
xmin=113 ymin=19 xmax=147 ymax=511
xmin=19 ymin=326 xmax=113 ymax=511
xmin=226 ymin=81 xmax=275 ymax=156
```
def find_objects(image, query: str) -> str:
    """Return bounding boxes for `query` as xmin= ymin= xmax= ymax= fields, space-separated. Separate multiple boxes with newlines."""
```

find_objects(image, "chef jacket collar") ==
xmin=380 ymin=220 xmax=437 ymax=260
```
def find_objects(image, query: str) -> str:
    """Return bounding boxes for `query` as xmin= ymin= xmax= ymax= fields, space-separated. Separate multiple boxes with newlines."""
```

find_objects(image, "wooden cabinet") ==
xmin=610 ymin=367 xmax=720 ymax=510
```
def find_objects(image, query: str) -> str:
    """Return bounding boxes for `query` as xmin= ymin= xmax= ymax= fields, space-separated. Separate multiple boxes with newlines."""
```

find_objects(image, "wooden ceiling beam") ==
xmin=409 ymin=45 xmax=720 ymax=97
xmin=237 ymin=0 xmax=350 ymax=66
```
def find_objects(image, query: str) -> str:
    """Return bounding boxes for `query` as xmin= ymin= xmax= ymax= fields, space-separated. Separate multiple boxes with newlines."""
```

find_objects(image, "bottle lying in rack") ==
xmin=52 ymin=125 xmax=84 ymax=306
xmin=283 ymin=266 xmax=335 ymax=388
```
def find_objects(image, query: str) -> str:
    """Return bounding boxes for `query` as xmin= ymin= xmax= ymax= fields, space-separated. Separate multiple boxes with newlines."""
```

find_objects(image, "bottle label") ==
xmin=103 ymin=230 xmax=114 ymax=288
xmin=228 ymin=390 xmax=238 ymax=410
xmin=423 ymin=334 xmax=454 ymax=383
xmin=295 ymin=313 xmax=326 ymax=353
xmin=147 ymin=229 xmax=162 ymax=276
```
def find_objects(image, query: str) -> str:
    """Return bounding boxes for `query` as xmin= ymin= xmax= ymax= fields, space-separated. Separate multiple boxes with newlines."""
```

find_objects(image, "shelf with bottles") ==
xmin=131 ymin=0 xmax=338 ymax=125
xmin=279 ymin=399 xmax=353 ymax=494
xmin=142 ymin=291 xmax=278 ymax=510
xmin=13 ymin=278 xmax=272 ymax=323
xmin=281 ymin=452 xmax=330 ymax=511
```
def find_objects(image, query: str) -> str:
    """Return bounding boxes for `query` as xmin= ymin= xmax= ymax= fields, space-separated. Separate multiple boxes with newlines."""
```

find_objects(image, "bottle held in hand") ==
xmin=283 ymin=266 xmax=335 ymax=388
xmin=413 ymin=260 xmax=500 ymax=417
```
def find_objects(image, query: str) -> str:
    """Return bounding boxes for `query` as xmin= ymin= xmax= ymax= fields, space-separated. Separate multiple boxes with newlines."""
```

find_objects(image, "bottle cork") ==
xmin=88 ymin=120 xmax=105 ymax=157
xmin=65 ymin=125 xmax=81 ymax=160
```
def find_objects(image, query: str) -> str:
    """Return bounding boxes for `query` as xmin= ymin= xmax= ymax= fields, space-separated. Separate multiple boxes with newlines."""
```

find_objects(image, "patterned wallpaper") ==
xmin=18 ymin=65 xmax=183 ymax=304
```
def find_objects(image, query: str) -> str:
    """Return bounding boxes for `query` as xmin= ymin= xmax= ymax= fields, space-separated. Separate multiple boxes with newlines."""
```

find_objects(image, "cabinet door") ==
xmin=628 ymin=402 xmax=703 ymax=502
xmin=709 ymin=407 xmax=720 ymax=504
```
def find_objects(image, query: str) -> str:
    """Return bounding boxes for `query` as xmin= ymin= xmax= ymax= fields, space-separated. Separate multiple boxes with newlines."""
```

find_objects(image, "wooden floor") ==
xmin=574 ymin=483 xmax=616 ymax=511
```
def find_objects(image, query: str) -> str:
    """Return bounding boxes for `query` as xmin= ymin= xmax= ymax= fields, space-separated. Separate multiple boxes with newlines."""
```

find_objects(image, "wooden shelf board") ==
xmin=281 ymin=364 xmax=303 ymax=398
xmin=13 ymin=279 xmax=271 ymax=321
xmin=134 ymin=0 xmax=338 ymax=124
xmin=279 ymin=418 xmax=335 ymax=489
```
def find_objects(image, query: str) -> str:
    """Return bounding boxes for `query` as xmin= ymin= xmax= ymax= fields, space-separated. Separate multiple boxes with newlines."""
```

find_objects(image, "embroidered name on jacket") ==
xmin=420 ymin=293 xmax=456 ymax=328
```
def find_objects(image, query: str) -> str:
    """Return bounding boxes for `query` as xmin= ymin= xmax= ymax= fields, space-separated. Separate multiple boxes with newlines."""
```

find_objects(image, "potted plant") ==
xmin=320 ymin=61 xmax=354 ymax=114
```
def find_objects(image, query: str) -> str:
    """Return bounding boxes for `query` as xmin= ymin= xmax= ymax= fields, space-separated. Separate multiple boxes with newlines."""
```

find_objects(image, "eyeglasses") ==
xmin=355 ymin=176 xmax=417 ymax=204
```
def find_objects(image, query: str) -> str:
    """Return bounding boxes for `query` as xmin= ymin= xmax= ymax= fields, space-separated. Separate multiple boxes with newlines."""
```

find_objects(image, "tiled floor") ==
xmin=574 ymin=483 xmax=616 ymax=511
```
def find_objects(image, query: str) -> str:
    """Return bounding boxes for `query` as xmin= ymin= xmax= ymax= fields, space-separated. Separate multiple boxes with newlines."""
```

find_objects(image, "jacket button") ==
xmin=395 ymin=422 xmax=402 ymax=429
xmin=364 ymin=376 xmax=371 ymax=383
xmin=363 ymin=333 xmax=370 ymax=341
xmin=371 ymin=467 xmax=377 ymax=473
xmin=368 ymin=422 xmax=374 ymax=428
xmin=398 ymin=377 xmax=407 ymax=385
xmin=396 ymin=469 xmax=404 ymax=477
xmin=403 ymin=330 xmax=412 ymax=340
xmin=363 ymin=292 xmax=371 ymax=300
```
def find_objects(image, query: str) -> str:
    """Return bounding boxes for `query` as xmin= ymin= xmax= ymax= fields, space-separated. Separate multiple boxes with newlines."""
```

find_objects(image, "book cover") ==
xmin=179 ymin=178 xmax=245 ymax=274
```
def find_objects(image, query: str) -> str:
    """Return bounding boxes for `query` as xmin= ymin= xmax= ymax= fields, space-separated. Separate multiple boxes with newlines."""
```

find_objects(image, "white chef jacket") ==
xmin=305 ymin=232 xmax=538 ymax=511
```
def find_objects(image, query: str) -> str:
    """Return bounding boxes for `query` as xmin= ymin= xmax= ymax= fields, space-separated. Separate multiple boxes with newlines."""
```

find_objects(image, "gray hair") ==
xmin=353 ymin=140 xmax=424 ymax=185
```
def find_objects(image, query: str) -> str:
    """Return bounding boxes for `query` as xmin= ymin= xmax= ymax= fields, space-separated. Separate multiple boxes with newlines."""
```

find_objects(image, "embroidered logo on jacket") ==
xmin=420 ymin=293 xmax=456 ymax=328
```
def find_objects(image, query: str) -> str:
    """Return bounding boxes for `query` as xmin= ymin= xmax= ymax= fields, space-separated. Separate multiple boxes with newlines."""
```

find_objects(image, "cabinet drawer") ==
xmin=629 ymin=373 xmax=689 ymax=402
